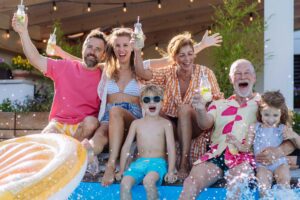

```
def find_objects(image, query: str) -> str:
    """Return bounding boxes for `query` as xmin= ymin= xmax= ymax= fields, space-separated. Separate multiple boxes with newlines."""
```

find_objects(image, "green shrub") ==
xmin=0 ymin=61 xmax=11 ymax=70
xmin=0 ymin=80 xmax=53 ymax=112
xmin=292 ymin=111 xmax=300 ymax=135
xmin=211 ymin=0 xmax=264 ymax=97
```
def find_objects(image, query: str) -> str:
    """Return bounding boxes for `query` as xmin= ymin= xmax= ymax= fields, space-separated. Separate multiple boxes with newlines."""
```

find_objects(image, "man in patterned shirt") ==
xmin=180 ymin=59 xmax=295 ymax=200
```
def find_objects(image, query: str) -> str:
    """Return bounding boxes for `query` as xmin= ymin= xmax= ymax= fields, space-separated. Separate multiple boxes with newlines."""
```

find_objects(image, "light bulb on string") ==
xmin=155 ymin=43 xmax=159 ymax=51
xmin=249 ymin=12 xmax=253 ymax=22
xmin=157 ymin=0 xmax=162 ymax=9
xmin=87 ymin=2 xmax=91 ymax=12
xmin=6 ymin=30 xmax=10 ymax=39
xmin=208 ymin=26 xmax=212 ymax=35
xmin=52 ymin=1 xmax=57 ymax=11
xmin=190 ymin=0 xmax=194 ymax=2
xmin=123 ymin=2 xmax=127 ymax=12
xmin=258 ymin=0 xmax=261 ymax=3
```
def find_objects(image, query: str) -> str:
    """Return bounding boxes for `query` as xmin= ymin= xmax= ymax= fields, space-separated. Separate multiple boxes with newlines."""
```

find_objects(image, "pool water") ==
xmin=69 ymin=182 xmax=300 ymax=200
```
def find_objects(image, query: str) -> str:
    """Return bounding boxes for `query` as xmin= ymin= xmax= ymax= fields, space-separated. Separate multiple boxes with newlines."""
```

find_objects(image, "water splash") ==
xmin=261 ymin=184 xmax=300 ymax=200
xmin=226 ymin=172 xmax=257 ymax=200
xmin=225 ymin=171 xmax=300 ymax=200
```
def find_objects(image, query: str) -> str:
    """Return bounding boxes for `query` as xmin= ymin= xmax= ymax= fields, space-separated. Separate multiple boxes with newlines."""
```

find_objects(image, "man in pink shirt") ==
xmin=12 ymin=14 xmax=106 ymax=141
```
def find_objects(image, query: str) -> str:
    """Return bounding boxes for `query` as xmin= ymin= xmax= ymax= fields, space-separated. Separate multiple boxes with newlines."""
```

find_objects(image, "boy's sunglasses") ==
xmin=142 ymin=96 xmax=162 ymax=104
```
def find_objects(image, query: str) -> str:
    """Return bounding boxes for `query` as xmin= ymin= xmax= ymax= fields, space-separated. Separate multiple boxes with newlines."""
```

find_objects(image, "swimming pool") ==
xmin=69 ymin=182 xmax=300 ymax=200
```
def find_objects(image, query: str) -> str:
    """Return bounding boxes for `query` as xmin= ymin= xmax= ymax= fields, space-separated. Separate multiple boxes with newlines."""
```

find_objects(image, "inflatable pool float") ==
xmin=0 ymin=133 xmax=87 ymax=200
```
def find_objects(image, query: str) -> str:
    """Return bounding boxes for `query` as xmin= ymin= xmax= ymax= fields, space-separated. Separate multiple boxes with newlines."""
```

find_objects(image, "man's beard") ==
xmin=84 ymin=54 xmax=99 ymax=68
xmin=234 ymin=83 xmax=254 ymax=98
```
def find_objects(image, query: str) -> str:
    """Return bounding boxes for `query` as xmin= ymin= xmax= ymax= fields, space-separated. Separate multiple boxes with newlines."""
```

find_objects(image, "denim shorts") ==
xmin=100 ymin=102 xmax=142 ymax=123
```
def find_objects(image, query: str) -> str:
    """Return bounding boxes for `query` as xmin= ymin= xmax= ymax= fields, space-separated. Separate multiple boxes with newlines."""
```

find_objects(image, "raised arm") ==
xmin=52 ymin=45 xmax=81 ymax=61
xmin=12 ymin=14 xmax=47 ymax=73
xmin=51 ymin=44 xmax=105 ymax=70
xmin=130 ymin=37 xmax=153 ymax=80
xmin=191 ymin=92 xmax=214 ymax=130
xmin=194 ymin=30 xmax=222 ymax=54
xmin=147 ymin=30 xmax=222 ymax=69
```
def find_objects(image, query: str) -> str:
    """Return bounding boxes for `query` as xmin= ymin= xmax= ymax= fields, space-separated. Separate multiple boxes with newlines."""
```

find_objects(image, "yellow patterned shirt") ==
xmin=194 ymin=94 xmax=261 ymax=167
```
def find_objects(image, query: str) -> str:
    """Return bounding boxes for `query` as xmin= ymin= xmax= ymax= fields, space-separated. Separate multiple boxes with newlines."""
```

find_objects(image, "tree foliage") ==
xmin=211 ymin=0 xmax=264 ymax=97
xmin=53 ymin=21 xmax=82 ymax=58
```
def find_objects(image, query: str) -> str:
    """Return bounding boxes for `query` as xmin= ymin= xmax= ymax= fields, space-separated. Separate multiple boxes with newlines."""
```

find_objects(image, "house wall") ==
xmin=264 ymin=0 xmax=294 ymax=109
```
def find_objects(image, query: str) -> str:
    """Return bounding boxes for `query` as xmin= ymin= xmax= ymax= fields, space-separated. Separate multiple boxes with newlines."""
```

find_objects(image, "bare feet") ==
xmin=101 ymin=164 xmax=115 ymax=186
xmin=177 ymin=155 xmax=190 ymax=181
xmin=177 ymin=168 xmax=189 ymax=181
xmin=81 ymin=139 xmax=94 ymax=163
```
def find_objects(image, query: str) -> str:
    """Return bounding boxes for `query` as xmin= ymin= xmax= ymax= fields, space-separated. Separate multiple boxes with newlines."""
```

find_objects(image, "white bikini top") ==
xmin=107 ymin=79 xmax=140 ymax=97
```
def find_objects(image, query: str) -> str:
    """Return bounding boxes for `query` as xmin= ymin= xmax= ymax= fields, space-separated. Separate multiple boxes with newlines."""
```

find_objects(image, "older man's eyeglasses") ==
xmin=142 ymin=96 xmax=162 ymax=104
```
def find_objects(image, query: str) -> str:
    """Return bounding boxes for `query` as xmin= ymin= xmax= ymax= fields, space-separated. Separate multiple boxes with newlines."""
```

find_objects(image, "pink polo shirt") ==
xmin=45 ymin=58 xmax=101 ymax=124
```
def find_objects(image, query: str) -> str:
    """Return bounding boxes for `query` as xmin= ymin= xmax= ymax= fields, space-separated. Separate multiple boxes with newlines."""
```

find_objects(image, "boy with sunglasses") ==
xmin=116 ymin=84 xmax=177 ymax=200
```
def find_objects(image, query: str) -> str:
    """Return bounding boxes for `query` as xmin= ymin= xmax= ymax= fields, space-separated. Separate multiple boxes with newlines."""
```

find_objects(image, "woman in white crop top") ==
xmin=96 ymin=28 xmax=145 ymax=186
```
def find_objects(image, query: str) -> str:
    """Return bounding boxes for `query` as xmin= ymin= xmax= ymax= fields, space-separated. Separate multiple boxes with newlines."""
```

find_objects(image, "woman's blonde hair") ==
xmin=105 ymin=28 xmax=135 ymax=80
xmin=167 ymin=32 xmax=195 ymax=63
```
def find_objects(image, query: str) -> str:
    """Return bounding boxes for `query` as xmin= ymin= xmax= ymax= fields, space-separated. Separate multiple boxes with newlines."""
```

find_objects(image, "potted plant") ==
xmin=10 ymin=55 xmax=42 ymax=80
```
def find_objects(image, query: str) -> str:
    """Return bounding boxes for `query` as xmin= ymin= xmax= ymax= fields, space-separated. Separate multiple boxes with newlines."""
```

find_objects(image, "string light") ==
xmin=208 ymin=26 xmax=212 ymax=35
xmin=157 ymin=0 xmax=162 ymax=9
xmin=6 ymin=30 xmax=10 ymax=39
xmin=52 ymin=1 xmax=57 ymax=11
xmin=87 ymin=2 xmax=91 ymax=12
xmin=141 ymin=50 xmax=144 ymax=56
xmin=257 ymin=0 xmax=261 ymax=3
xmin=43 ymin=39 xmax=47 ymax=43
xmin=123 ymin=2 xmax=127 ymax=12
xmin=190 ymin=0 xmax=194 ymax=2
xmin=155 ymin=43 xmax=158 ymax=51
xmin=249 ymin=12 xmax=253 ymax=21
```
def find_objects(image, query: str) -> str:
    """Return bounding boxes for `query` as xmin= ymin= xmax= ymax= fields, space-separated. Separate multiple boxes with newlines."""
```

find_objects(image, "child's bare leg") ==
xmin=143 ymin=172 xmax=160 ymax=200
xmin=256 ymin=166 xmax=273 ymax=197
xmin=274 ymin=164 xmax=290 ymax=188
xmin=73 ymin=116 xmax=99 ymax=141
xmin=225 ymin=162 xmax=253 ymax=200
xmin=177 ymin=105 xmax=194 ymax=179
xmin=179 ymin=162 xmax=223 ymax=200
xmin=102 ymin=107 xmax=135 ymax=186
xmin=120 ymin=176 xmax=135 ymax=200
xmin=82 ymin=124 xmax=108 ymax=155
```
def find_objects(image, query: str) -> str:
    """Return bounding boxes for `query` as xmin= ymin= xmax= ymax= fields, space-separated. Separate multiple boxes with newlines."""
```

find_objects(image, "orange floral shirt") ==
xmin=148 ymin=64 xmax=223 ymax=117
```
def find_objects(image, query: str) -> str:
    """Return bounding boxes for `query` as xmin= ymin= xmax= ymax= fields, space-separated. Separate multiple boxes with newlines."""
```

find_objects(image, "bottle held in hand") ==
xmin=133 ymin=16 xmax=144 ymax=50
xmin=199 ymin=70 xmax=212 ymax=102
xmin=46 ymin=28 xmax=57 ymax=56
xmin=16 ymin=3 xmax=26 ymax=24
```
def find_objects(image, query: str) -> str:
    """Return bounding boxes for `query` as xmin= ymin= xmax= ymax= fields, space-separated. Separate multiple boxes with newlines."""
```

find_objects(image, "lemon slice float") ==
xmin=0 ymin=133 xmax=87 ymax=200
